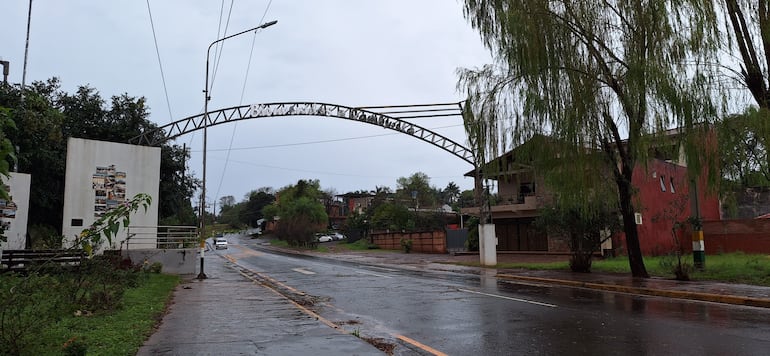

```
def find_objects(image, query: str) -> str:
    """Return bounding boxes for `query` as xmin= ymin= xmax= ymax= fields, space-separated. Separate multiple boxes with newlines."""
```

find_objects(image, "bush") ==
xmin=149 ymin=262 xmax=163 ymax=274
xmin=0 ymin=255 xmax=149 ymax=354
xmin=0 ymin=274 xmax=70 ymax=355
xmin=659 ymin=253 xmax=692 ymax=281
xmin=400 ymin=238 xmax=413 ymax=253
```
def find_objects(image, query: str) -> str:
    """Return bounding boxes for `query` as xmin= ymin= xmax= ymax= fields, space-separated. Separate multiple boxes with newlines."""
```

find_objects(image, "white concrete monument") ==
xmin=62 ymin=138 xmax=160 ymax=252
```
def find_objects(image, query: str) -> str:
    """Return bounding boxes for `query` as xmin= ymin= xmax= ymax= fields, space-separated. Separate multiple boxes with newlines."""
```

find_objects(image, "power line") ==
xmin=145 ymin=0 xmax=175 ymax=123
xmin=198 ymin=124 xmax=464 ymax=152
xmin=218 ymin=158 xmax=468 ymax=182
xmin=214 ymin=0 xmax=274 ymax=212
xmin=210 ymin=0 xmax=235 ymax=98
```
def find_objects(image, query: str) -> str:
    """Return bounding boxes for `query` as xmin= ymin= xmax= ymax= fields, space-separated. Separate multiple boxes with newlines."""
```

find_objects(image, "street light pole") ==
xmin=198 ymin=20 xmax=277 ymax=280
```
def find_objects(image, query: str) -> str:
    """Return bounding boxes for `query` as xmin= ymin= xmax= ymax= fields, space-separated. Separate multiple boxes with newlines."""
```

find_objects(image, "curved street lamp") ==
xmin=198 ymin=20 xmax=278 ymax=280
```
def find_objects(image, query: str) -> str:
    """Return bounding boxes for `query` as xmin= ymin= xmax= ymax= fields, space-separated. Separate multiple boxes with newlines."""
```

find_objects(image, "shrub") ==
xmin=0 ymin=274 xmax=70 ymax=355
xmin=400 ymin=238 xmax=413 ymax=253
xmin=149 ymin=262 xmax=163 ymax=274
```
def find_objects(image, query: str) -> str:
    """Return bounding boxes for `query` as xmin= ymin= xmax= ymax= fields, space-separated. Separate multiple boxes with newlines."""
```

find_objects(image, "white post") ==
xmin=479 ymin=223 xmax=497 ymax=266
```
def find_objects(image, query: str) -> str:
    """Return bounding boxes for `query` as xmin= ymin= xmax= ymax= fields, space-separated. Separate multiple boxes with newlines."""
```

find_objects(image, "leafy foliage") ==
xmin=0 ymin=106 xmax=15 ymax=242
xmin=395 ymin=172 xmax=438 ymax=209
xmin=0 ymin=79 xmax=198 ymax=236
xmin=75 ymin=193 xmax=152 ymax=254
xmin=536 ymin=202 xmax=620 ymax=273
xmin=263 ymin=180 xmax=328 ymax=247
xmin=458 ymin=0 xmax=722 ymax=277
xmin=717 ymin=108 xmax=770 ymax=189
xmin=722 ymin=0 xmax=770 ymax=109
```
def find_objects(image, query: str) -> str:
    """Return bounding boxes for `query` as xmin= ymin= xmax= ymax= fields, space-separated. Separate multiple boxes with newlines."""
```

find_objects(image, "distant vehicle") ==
xmin=214 ymin=237 xmax=228 ymax=249
xmin=315 ymin=234 xmax=333 ymax=243
xmin=332 ymin=232 xmax=346 ymax=241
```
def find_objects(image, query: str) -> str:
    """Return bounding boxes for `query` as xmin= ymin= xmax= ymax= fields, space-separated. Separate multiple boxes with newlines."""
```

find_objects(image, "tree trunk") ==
xmin=617 ymin=170 xmax=650 ymax=278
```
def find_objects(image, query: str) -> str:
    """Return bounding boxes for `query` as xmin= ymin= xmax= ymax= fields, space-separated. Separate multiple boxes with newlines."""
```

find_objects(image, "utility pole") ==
xmin=21 ymin=0 xmax=33 ymax=105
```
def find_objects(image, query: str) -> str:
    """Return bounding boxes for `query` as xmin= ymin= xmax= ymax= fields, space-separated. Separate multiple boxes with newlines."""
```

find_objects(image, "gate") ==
xmin=446 ymin=228 xmax=468 ymax=253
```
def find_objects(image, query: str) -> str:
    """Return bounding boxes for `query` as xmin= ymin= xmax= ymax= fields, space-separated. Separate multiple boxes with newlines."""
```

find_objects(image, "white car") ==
xmin=315 ymin=234 xmax=333 ymax=243
xmin=332 ymin=232 xmax=346 ymax=241
xmin=214 ymin=237 xmax=228 ymax=249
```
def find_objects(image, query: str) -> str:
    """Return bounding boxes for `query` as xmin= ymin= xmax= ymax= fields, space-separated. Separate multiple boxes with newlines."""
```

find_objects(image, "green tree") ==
xmin=241 ymin=189 xmax=275 ymax=227
xmin=395 ymin=172 xmax=438 ymax=209
xmin=0 ymin=80 xmax=66 ymax=232
xmin=723 ymin=0 xmax=770 ymax=109
xmin=371 ymin=202 xmax=413 ymax=231
xmin=0 ymin=79 xmax=198 ymax=233
xmin=440 ymin=181 xmax=461 ymax=206
xmin=459 ymin=0 xmax=720 ymax=277
xmin=218 ymin=202 xmax=244 ymax=229
xmin=262 ymin=180 xmax=327 ymax=246
xmin=0 ymin=106 xmax=15 ymax=242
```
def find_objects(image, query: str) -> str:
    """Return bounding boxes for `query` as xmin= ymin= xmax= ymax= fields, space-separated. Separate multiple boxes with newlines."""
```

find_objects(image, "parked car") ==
xmin=332 ymin=232 xmax=346 ymax=241
xmin=214 ymin=237 xmax=228 ymax=249
xmin=315 ymin=233 xmax=333 ymax=243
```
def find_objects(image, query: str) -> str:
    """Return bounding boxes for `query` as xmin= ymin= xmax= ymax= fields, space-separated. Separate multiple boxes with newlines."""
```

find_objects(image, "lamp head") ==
xmin=259 ymin=20 xmax=278 ymax=29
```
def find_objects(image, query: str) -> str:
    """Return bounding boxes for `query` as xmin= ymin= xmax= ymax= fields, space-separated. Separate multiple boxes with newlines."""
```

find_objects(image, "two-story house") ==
xmin=461 ymin=134 xmax=720 ymax=256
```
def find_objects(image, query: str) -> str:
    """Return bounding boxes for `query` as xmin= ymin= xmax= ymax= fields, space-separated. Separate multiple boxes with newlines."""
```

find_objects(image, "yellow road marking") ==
xmin=397 ymin=335 xmax=447 ymax=356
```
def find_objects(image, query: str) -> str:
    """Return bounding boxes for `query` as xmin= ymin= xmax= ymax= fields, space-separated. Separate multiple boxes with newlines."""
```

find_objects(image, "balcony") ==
xmin=461 ymin=195 xmax=540 ymax=218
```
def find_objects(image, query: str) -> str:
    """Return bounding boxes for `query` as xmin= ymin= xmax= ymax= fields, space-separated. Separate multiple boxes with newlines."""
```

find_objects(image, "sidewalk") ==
xmin=137 ymin=253 xmax=382 ymax=356
xmin=270 ymin=242 xmax=770 ymax=309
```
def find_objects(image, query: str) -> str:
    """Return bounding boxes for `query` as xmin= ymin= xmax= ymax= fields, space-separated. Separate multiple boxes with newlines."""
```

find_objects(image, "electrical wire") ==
xmin=204 ymin=123 xmax=464 ymax=152
xmin=213 ymin=0 xmax=273 ymax=212
xmin=186 ymin=0 xmax=233 ymax=148
xmin=145 ymin=0 xmax=175 ymax=123
xmin=210 ymin=0 xmax=235 ymax=98
xmin=216 ymin=158 xmax=468 ymax=183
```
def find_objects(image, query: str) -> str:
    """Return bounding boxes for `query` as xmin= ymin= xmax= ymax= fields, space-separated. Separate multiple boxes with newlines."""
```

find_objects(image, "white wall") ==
xmin=62 ymin=138 xmax=160 ymax=252
xmin=0 ymin=172 xmax=31 ymax=250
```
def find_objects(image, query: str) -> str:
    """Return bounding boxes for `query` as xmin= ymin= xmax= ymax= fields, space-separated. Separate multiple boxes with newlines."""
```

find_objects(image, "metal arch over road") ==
xmin=129 ymin=102 xmax=475 ymax=165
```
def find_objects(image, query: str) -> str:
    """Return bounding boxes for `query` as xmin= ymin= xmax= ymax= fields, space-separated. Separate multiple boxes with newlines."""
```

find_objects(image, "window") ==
xmin=670 ymin=178 xmax=676 ymax=193
xmin=71 ymin=218 xmax=83 ymax=227
xmin=659 ymin=175 xmax=666 ymax=192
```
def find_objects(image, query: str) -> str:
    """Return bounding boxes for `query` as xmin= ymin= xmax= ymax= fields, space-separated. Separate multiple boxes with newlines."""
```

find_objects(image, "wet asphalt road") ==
xmin=227 ymin=236 xmax=770 ymax=356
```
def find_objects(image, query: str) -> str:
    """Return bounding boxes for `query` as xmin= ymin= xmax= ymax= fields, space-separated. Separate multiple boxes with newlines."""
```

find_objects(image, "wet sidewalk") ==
xmin=137 ymin=253 xmax=381 ymax=356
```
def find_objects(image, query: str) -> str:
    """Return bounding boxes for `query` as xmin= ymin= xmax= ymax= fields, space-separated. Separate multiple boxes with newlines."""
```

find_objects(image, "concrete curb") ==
xmin=496 ymin=273 xmax=770 ymax=309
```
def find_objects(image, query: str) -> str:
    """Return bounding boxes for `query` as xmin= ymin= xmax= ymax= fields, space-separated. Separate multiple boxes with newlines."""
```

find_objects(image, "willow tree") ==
xmin=459 ymin=1 xmax=720 ymax=277
xmin=724 ymin=0 xmax=770 ymax=108
xmin=716 ymin=2 xmax=770 ymax=204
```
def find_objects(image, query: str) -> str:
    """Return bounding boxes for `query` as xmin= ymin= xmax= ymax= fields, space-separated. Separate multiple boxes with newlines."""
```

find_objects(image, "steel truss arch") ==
xmin=129 ymin=102 xmax=475 ymax=165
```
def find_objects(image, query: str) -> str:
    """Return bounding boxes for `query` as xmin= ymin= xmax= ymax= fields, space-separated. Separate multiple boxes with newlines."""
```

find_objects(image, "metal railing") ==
xmin=123 ymin=226 xmax=198 ymax=250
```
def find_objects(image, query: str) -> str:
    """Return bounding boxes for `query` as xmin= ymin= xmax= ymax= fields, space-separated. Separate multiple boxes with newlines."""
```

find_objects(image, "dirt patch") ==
xmin=362 ymin=337 xmax=395 ymax=355
xmin=335 ymin=319 xmax=361 ymax=325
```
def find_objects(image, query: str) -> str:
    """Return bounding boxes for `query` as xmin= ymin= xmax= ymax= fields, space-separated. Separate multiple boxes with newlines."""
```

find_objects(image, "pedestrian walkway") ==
xmin=137 ymin=253 xmax=382 ymax=356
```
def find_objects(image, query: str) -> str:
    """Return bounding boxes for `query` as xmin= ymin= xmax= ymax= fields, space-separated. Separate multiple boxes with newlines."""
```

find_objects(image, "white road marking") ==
xmin=292 ymin=268 xmax=316 ymax=275
xmin=458 ymin=288 xmax=557 ymax=308
xmin=356 ymin=270 xmax=393 ymax=278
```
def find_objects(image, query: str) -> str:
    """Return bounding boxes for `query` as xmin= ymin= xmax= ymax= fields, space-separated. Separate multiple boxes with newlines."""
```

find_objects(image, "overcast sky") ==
xmin=2 ymin=1 xmax=492 ymax=207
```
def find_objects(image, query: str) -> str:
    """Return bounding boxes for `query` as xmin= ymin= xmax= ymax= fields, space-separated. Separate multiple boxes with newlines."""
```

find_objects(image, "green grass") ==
xmin=342 ymin=239 xmax=381 ymax=251
xmin=592 ymin=253 xmax=770 ymax=286
xmin=458 ymin=253 xmax=770 ymax=286
xmin=34 ymin=273 xmax=180 ymax=355
xmin=270 ymin=239 xmax=290 ymax=248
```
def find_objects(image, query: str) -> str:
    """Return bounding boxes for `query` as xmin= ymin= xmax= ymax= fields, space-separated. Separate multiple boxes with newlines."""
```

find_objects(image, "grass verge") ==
xmin=491 ymin=253 xmax=770 ymax=286
xmin=33 ymin=273 xmax=180 ymax=355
